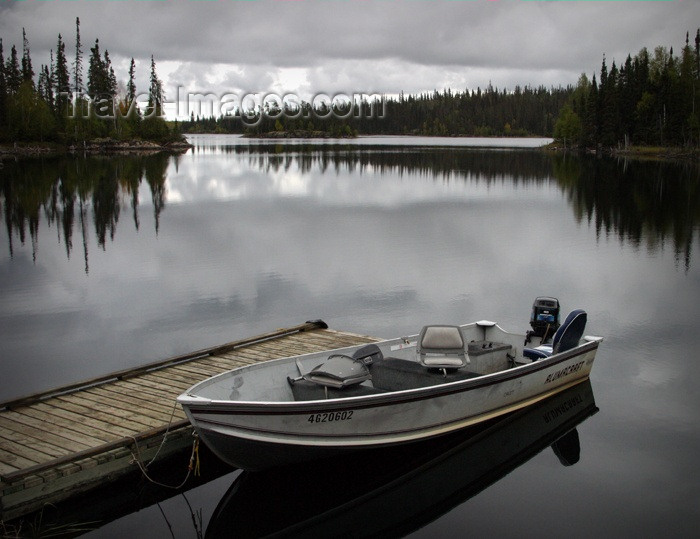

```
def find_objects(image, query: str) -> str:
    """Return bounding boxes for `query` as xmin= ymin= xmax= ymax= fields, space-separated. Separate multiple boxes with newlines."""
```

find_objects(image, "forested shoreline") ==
xmin=555 ymin=29 xmax=700 ymax=152
xmin=1 ymin=23 xmax=698 ymax=157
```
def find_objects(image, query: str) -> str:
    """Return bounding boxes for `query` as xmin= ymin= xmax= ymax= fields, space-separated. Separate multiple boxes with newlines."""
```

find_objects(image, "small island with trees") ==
xmin=0 ymin=18 xmax=189 ymax=158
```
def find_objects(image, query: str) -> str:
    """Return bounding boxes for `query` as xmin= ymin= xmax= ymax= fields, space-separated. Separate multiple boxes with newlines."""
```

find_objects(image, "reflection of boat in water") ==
xmin=180 ymin=304 xmax=601 ymax=470
xmin=206 ymin=379 xmax=598 ymax=538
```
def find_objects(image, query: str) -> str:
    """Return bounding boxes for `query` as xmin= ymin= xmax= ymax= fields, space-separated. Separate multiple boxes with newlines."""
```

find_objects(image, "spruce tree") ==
xmin=21 ymin=28 xmax=34 ymax=87
xmin=6 ymin=45 xmax=22 ymax=94
xmin=37 ymin=64 xmax=53 ymax=107
xmin=104 ymin=50 xmax=117 ymax=97
xmin=73 ymin=17 xmax=83 ymax=95
xmin=127 ymin=57 xmax=136 ymax=104
xmin=142 ymin=55 xmax=169 ymax=141
xmin=87 ymin=38 xmax=103 ymax=99
xmin=104 ymin=50 xmax=117 ymax=121
xmin=147 ymin=55 xmax=164 ymax=117
xmin=55 ymin=33 xmax=70 ymax=120
xmin=0 ymin=39 xmax=7 ymax=132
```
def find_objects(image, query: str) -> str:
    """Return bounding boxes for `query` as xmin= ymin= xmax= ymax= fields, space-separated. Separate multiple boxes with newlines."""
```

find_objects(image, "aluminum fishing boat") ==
xmin=178 ymin=301 xmax=602 ymax=470
xmin=205 ymin=380 xmax=598 ymax=538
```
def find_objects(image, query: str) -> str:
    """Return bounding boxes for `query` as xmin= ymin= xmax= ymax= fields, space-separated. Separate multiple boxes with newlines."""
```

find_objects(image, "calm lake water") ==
xmin=1 ymin=135 xmax=699 ymax=537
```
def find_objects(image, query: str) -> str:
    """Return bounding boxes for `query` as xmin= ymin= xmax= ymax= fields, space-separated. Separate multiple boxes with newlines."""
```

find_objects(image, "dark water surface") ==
xmin=1 ymin=135 xmax=699 ymax=537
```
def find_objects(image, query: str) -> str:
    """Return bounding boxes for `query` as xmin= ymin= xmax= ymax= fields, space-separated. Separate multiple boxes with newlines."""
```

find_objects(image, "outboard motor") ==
xmin=528 ymin=296 xmax=560 ymax=342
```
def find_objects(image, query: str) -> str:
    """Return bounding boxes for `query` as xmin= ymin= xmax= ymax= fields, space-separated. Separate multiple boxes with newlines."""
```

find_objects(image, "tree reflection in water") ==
xmin=1 ymin=154 xmax=170 ymax=273
xmin=2 ymin=147 xmax=699 ymax=271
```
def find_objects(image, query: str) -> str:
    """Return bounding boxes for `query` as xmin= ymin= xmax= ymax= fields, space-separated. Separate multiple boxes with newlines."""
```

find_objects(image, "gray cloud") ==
xmin=1 ymin=0 xmax=698 ymax=116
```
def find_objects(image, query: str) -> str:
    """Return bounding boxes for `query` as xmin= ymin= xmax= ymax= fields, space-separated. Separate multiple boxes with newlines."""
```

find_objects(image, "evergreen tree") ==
xmin=147 ymin=55 xmax=164 ymax=117
xmin=120 ymin=57 xmax=140 ymax=136
xmin=600 ymin=60 xmax=621 ymax=146
xmin=6 ymin=45 xmax=22 ymax=94
xmin=677 ymin=32 xmax=697 ymax=144
xmin=37 ymin=64 xmax=54 ymax=108
xmin=695 ymin=30 xmax=700 ymax=77
xmin=104 ymin=50 xmax=117 ymax=98
xmin=73 ymin=17 xmax=83 ymax=95
xmin=583 ymin=74 xmax=599 ymax=147
xmin=0 ymin=39 xmax=7 ymax=134
xmin=141 ymin=55 xmax=169 ymax=140
xmin=55 ymin=33 xmax=71 ymax=121
xmin=87 ymin=38 xmax=104 ymax=99
xmin=21 ymin=28 xmax=34 ymax=87
xmin=127 ymin=57 xmax=136 ymax=105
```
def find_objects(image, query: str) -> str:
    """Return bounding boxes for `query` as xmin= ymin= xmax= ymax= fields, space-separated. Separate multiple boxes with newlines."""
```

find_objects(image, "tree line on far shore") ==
xmin=183 ymin=84 xmax=571 ymax=139
xmin=185 ymin=29 xmax=700 ymax=150
xmin=0 ymin=18 xmax=178 ymax=144
xmin=1 ymin=22 xmax=698 ymax=150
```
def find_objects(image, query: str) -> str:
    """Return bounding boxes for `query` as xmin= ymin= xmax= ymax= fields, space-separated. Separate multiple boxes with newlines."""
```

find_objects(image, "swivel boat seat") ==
xmin=523 ymin=309 xmax=587 ymax=361
xmin=417 ymin=325 xmax=469 ymax=374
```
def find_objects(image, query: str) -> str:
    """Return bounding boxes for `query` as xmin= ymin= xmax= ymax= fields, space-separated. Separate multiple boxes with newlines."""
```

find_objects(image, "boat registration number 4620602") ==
xmin=308 ymin=411 xmax=354 ymax=423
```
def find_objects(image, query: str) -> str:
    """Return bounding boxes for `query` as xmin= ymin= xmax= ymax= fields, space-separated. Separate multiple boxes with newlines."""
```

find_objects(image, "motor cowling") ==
xmin=529 ymin=296 xmax=560 ymax=340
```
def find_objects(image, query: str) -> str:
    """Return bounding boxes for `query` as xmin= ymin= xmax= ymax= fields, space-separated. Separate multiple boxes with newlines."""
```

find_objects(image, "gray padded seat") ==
xmin=417 ymin=325 xmax=469 ymax=368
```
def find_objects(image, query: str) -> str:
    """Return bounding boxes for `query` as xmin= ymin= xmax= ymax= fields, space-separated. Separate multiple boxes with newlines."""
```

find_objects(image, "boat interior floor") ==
xmin=290 ymin=357 xmax=482 ymax=401
xmin=370 ymin=358 xmax=480 ymax=391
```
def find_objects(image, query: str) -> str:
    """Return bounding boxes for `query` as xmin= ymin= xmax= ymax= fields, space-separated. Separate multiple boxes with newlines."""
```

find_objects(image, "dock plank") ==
xmin=165 ymin=364 xmax=223 ymax=380
xmin=0 ymin=447 xmax=40 ymax=471
xmin=44 ymin=399 xmax=149 ymax=435
xmin=0 ymin=432 xmax=67 ymax=462
xmin=79 ymin=388 xmax=184 ymax=424
xmin=53 ymin=394 xmax=163 ymax=431
xmin=204 ymin=358 xmax=257 ymax=370
xmin=3 ymin=407 xmax=103 ymax=446
xmin=30 ymin=402 xmax=136 ymax=439
xmin=137 ymin=369 xmax=206 ymax=389
xmin=127 ymin=373 xmax=191 ymax=393
xmin=0 ymin=459 xmax=20 ymax=476
xmin=6 ymin=407 xmax=112 ymax=445
xmin=0 ymin=416 xmax=94 ymax=454
xmin=197 ymin=356 xmax=256 ymax=371
xmin=110 ymin=379 xmax=181 ymax=402
xmin=89 ymin=386 xmax=184 ymax=419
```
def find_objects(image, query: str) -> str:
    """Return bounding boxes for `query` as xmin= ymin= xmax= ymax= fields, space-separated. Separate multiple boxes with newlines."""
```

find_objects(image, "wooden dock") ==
xmin=0 ymin=321 xmax=377 ymax=520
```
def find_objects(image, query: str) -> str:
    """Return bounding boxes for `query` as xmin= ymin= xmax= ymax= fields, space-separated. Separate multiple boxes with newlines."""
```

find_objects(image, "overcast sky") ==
xmin=1 ymin=0 xmax=698 ymax=119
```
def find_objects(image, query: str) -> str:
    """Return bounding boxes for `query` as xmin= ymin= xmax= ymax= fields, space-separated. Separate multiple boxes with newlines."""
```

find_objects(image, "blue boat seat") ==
xmin=523 ymin=309 xmax=587 ymax=361
xmin=417 ymin=325 xmax=469 ymax=368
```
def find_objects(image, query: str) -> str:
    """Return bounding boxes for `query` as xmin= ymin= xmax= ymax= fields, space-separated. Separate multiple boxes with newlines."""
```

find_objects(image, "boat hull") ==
xmin=206 ymin=380 xmax=598 ymax=537
xmin=180 ymin=339 xmax=599 ymax=470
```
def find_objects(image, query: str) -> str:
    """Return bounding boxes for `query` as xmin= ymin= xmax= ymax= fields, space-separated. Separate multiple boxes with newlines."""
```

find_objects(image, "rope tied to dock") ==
xmin=128 ymin=399 xmax=201 ymax=489
xmin=128 ymin=431 xmax=200 ymax=490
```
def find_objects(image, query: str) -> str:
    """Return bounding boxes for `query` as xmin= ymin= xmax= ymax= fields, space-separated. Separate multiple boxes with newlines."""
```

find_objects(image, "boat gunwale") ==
xmin=179 ymin=338 xmax=599 ymax=415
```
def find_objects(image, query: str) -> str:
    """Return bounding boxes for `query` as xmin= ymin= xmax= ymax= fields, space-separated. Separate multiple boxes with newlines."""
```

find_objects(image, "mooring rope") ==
xmin=147 ymin=399 xmax=180 ymax=466
xmin=129 ymin=432 xmax=200 ymax=490
xmin=128 ymin=399 xmax=201 ymax=489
